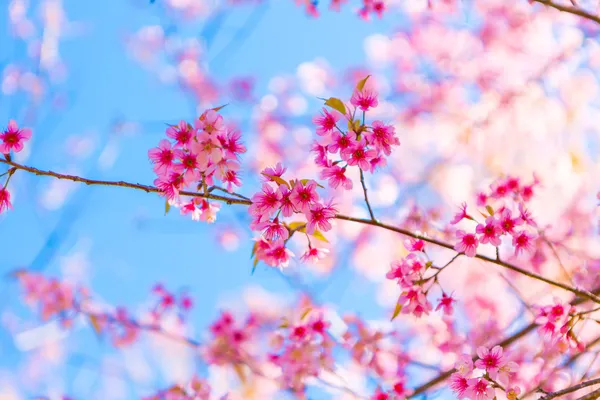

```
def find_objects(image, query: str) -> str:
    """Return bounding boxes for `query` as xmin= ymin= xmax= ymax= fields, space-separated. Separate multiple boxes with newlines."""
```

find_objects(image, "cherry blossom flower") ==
xmin=351 ymin=88 xmax=379 ymax=111
xmin=166 ymin=120 xmax=195 ymax=148
xmin=476 ymin=216 xmax=502 ymax=246
xmin=320 ymin=165 xmax=353 ymax=190
xmin=0 ymin=187 xmax=12 ymax=214
xmin=0 ymin=120 xmax=31 ymax=154
xmin=475 ymin=345 xmax=504 ymax=379
xmin=465 ymin=378 xmax=494 ymax=400
xmin=436 ymin=292 xmax=456 ymax=316
xmin=449 ymin=373 xmax=470 ymax=399
xmin=455 ymin=230 xmax=478 ymax=257
xmin=512 ymin=230 xmax=535 ymax=255
xmin=300 ymin=246 xmax=329 ymax=263
xmin=450 ymin=202 xmax=471 ymax=225
xmin=312 ymin=107 xmax=341 ymax=136
xmin=306 ymin=200 xmax=336 ymax=234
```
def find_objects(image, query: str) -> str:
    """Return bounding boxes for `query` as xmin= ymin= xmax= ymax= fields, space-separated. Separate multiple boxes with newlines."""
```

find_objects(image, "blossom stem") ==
xmin=359 ymin=168 xmax=376 ymax=221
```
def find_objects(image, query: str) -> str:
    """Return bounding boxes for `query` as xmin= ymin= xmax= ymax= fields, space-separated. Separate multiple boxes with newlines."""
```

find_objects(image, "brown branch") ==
xmin=3 ymin=158 xmax=599 ymax=305
xmin=0 ymin=159 xmax=252 ymax=206
xmin=541 ymin=377 xmax=600 ymax=400
xmin=576 ymin=387 xmax=600 ymax=400
xmin=334 ymin=214 xmax=600 ymax=304
xmin=532 ymin=0 xmax=600 ymax=25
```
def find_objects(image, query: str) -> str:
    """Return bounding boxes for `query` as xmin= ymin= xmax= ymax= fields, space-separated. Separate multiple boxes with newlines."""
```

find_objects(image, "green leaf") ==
xmin=251 ymin=242 xmax=258 ymax=259
xmin=262 ymin=173 xmax=290 ymax=189
xmin=324 ymin=97 xmax=346 ymax=115
xmin=165 ymin=200 xmax=171 ymax=216
xmin=391 ymin=302 xmax=403 ymax=321
xmin=300 ymin=308 xmax=312 ymax=320
xmin=356 ymin=75 xmax=371 ymax=92
xmin=310 ymin=230 xmax=329 ymax=243
xmin=89 ymin=315 xmax=103 ymax=339
xmin=233 ymin=364 xmax=246 ymax=384
xmin=485 ymin=205 xmax=494 ymax=216
xmin=286 ymin=222 xmax=329 ymax=243
xmin=287 ymin=221 xmax=306 ymax=231
xmin=279 ymin=318 xmax=289 ymax=329
xmin=300 ymin=179 xmax=324 ymax=189
xmin=252 ymin=257 xmax=259 ymax=275
xmin=212 ymin=104 xmax=229 ymax=112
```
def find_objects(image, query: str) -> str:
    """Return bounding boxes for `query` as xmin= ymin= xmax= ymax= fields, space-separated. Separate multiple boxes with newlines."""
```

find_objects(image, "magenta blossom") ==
xmin=0 ymin=120 xmax=32 ymax=154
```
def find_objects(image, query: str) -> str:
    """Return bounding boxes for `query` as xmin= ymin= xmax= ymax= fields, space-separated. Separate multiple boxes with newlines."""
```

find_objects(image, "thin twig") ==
xmin=359 ymin=168 xmax=376 ymax=221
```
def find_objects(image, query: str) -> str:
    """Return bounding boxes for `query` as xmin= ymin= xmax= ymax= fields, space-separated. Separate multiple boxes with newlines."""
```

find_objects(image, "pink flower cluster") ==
xmin=452 ymin=176 xmax=539 ymax=257
xmin=149 ymin=283 xmax=193 ymax=323
xmin=311 ymin=78 xmax=400 ymax=191
xmin=450 ymin=347 xmax=520 ymax=400
xmin=148 ymin=109 xmax=246 ymax=222
xmin=386 ymin=239 xmax=456 ymax=319
xmin=204 ymin=311 xmax=258 ymax=366
xmin=268 ymin=310 xmax=334 ymax=394
xmin=16 ymin=271 xmax=82 ymax=326
xmin=534 ymin=298 xmax=584 ymax=352
xmin=249 ymin=163 xmax=336 ymax=269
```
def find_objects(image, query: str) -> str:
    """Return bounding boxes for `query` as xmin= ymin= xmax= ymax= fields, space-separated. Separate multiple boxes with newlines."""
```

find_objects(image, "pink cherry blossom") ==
xmin=512 ymin=230 xmax=535 ymax=255
xmin=436 ymin=292 xmax=456 ymax=316
xmin=465 ymin=378 xmax=494 ymax=400
xmin=320 ymin=165 xmax=353 ymax=190
xmin=450 ymin=202 xmax=471 ymax=225
xmin=449 ymin=373 xmax=470 ymax=399
xmin=305 ymin=200 xmax=336 ymax=234
xmin=300 ymin=246 xmax=329 ymax=263
xmin=475 ymin=345 xmax=504 ymax=379
xmin=0 ymin=120 xmax=32 ymax=154
xmin=312 ymin=108 xmax=341 ymax=136
xmin=455 ymin=230 xmax=478 ymax=257
xmin=476 ymin=216 xmax=502 ymax=246
xmin=0 ymin=187 xmax=12 ymax=214
xmin=166 ymin=120 xmax=194 ymax=148
xmin=350 ymin=88 xmax=379 ymax=111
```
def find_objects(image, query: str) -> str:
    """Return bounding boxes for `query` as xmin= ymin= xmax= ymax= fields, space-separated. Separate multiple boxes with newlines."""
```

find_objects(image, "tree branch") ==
xmin=532 ymin=0 xmax=600 ymax=25
xmin=3 ymin=158 xmax=598 ymax=304
xmin=0 ymin=159 xmax=251 ymax=206
xmin=334 ymin=214 xmax=600 ymax=304
xmin=541 ymin=378 xmax=600 ymax=400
